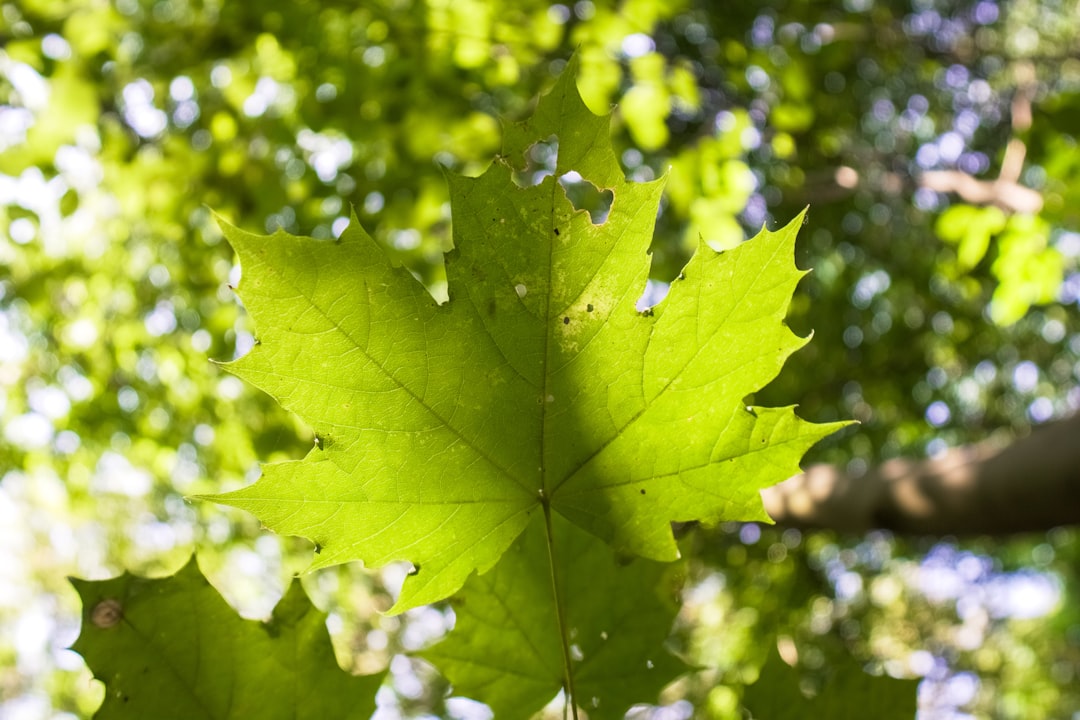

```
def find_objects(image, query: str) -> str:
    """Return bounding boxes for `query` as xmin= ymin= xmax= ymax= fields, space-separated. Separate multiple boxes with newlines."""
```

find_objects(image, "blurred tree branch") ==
xmin=919 ymin=61 xmax=1043 ymax=215
xmin=918 ymin=167 xmax=1043 ymax=215
xmin=808 ymin=63 xmax=1046 ymax=215
xmin=762 ymin=412 xmax=1080 ymax=536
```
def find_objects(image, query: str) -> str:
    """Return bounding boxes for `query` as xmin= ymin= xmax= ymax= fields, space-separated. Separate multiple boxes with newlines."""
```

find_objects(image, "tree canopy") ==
xmin=1 ymin=1 xmax=1078 ymax=718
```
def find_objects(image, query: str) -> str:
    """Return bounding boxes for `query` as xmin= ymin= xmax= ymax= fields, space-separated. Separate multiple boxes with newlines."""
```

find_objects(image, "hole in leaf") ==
xmin=635 ymin=278 xmax=670 ymax=312
xmin=512 ymin=136 xmax=613 ymax=223
xmin=559 ymin=170 xmax=613 ymax=224
xmin=513 ymin=135 xmax=559 ymax=187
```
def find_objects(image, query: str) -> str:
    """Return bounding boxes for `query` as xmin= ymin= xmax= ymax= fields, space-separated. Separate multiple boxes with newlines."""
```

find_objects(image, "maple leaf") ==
xmin=743 ymin=648 xmax=919 ymax=719
xmin=69 ymin=557 xmax=384 ymax=720
xmin=420 ymin=513 xmax=688 ymax=719
xmin=201 ymin=58 xmax=846 ymax=613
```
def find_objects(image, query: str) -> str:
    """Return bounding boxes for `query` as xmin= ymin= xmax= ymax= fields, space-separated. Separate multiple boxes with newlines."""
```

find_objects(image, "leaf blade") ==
xmin=421 ymin=514 xmax=688 ymax=719
xmin=204 ymin=60 xmax=846 ymax=616
xmin=69 ymin=557 xmax=384 ymax=720
xmin=549 ymin=212 xmax=850 ymax=559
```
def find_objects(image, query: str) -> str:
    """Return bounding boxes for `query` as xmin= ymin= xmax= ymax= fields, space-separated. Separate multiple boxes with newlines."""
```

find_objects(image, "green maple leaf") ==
xmin=69 ymin=557 xmax=384 ymax=720
xmin=743 ymin=649 xmax=919 ymax=719
xmin=202 ymin=58 xmax=845 ymax=614
xmin=420 ymin=512 xmax=688 ymax=719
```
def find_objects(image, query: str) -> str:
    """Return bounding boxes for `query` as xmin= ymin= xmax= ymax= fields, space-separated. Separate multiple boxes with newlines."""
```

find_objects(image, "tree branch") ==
xmin=918 ymin=61 xmax=1043 ymax=215
xmin=918 ymin=170 xmax=1043 ymax=214
xmin=761 ymin=413 xmax=1080 ymax=536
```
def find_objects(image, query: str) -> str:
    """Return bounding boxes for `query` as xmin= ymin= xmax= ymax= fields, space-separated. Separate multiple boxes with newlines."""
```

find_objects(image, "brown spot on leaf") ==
xmin=91 ymin=599 xmax=123 ymax=629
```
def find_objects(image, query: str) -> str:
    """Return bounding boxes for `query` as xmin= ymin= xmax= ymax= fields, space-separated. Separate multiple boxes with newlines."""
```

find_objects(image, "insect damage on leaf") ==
xmin=198 ymin=55 xmax=848 ymax=614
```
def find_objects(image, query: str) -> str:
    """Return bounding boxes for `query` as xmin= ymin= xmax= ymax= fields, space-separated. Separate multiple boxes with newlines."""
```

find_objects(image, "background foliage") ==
xmin=1 ymin=0 xmax=1078 ymax=718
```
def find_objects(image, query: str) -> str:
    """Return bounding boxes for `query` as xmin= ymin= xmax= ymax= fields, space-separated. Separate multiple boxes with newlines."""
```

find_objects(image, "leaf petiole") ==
xmin=543 ymin=501 xmax=580 ymax=720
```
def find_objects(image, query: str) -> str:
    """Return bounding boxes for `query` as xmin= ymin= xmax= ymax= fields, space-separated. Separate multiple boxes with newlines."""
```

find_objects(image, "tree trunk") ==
xmin=761 ymin=414 xmax=1080 ymax=536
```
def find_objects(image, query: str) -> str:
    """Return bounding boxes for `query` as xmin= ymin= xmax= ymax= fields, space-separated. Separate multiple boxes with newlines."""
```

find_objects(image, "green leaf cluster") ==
xmin=173 ymin=61 xmax=844 ymax=716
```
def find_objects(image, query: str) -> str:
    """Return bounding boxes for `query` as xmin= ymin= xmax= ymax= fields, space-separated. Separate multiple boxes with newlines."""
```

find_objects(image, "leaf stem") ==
xmin=542 ymin=501 xmax=579 ymax=720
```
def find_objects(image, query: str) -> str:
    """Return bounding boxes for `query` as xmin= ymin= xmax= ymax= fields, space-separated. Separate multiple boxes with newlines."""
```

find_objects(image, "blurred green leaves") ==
xmin=935 ymin=204 xmax=1006 ymax=271
xmin=743 ymin=648 xmax=918 ymax=720
xmin=936 ymin=206 xmax=1064 ymax=324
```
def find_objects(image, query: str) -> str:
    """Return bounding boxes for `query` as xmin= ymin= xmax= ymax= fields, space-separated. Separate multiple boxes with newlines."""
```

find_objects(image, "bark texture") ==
xmin=761 ymin=414 xmax=1080 ymax=536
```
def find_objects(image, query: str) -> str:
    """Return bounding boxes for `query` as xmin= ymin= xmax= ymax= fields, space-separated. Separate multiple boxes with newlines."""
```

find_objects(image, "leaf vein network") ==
xmin=252 ymin=253 xmax=532 ymax=496
xmin=551 ymin=245 xmax=788 ymax=496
